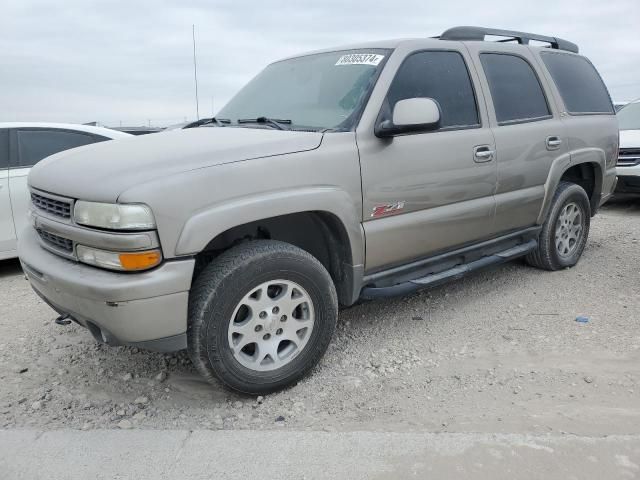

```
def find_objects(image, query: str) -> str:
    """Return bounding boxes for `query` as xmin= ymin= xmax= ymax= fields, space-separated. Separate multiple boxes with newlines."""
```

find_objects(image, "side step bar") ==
xmin=360 ymin=239 xmax=537 ymax=300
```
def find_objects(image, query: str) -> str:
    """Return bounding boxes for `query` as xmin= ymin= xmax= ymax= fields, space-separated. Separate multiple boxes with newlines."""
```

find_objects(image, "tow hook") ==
xmin=54 ymin=314 xmax=72 ymax=326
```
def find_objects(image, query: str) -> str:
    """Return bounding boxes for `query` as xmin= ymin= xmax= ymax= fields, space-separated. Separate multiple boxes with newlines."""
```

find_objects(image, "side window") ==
xmin=480 ymin=53 xmax=550 ymax=124
xmin=386 ymin=51 xmax=479 ymax=129
xmin=540 ymin=52 xmax=614 ymax=114
xmin=15 ymin=129 xmax=95 ymax=168
xmin=0 ymin=129 xmax=8 ymax=168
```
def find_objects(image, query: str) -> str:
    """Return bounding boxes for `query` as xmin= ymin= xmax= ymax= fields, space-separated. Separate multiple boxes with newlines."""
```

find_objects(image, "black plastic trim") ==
xmin=440 ymin=26 xmax=579 ymax=53
xmin=360 ymin=239 xmax=537 ymax=299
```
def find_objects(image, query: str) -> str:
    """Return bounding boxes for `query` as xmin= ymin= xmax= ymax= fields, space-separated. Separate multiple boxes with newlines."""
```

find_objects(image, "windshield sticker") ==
xmin=335 ymin=53 xmax=384 ymax=66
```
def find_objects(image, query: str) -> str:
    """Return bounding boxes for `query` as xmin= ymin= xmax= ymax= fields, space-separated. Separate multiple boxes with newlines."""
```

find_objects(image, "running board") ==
xmin=360 ymin=239 xmax=537 ymax=300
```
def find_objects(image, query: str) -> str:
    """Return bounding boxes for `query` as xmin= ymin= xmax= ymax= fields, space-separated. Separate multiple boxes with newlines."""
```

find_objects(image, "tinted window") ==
xmin=0 ymin=129 xmax=8 ymax=168
xmin=386 ymin=51 xmax=479 ymax=128
xmin=480 ymin=54 xmax=550 ymax=124
xmin=16 ymin=129 xmax=95 ymax=168
xmin=541 ymin=52 xmax=613 ymax=114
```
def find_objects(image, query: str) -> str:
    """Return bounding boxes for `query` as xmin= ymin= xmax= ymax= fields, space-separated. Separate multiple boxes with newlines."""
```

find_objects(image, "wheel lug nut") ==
xmin=276 ymin=328 xmax=283 ymax=335
xmin=272 ymin=307 xmax=280 ymax=314
xmin=280 ymin=315 xmax=287 ymax=322
xmin=255 ymin=325 xmax=262 ymax=332
xmin=259 ymin=311 xmax=267 ymax=319
xmin=263 ymin=334 xmax=271 ymax=340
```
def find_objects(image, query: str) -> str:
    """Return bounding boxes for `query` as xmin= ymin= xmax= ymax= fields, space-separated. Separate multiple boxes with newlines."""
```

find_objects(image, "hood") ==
xmin=29 ymin=127 xmax=323 ymax=202
xmin=620 ymin=129 xmax=640 ymax=149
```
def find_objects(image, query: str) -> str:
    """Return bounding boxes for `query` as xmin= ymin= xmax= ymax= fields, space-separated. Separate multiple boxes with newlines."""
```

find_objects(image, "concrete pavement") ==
xmin=1 ymin=430 xmax=640 ymax=479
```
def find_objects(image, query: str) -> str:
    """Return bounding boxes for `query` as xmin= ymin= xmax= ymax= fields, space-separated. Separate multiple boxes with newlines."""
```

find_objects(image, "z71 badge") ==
xmin=371 ymin=201 xmax=406 ymax=218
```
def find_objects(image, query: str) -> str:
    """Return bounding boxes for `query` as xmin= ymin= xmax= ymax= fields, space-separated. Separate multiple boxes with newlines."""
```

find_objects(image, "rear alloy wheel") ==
xmin=188 ymin=240 xmax=338 ymax=394
xmin=555 ymin=202 xmax=584 ymax=259
xmin=526 ymin=181 xmax=590 ymax=270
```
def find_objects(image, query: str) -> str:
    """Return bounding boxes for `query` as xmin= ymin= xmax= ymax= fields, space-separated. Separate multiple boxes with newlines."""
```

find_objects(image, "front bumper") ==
xmin=18 ymin=226 xmax=195 ymax=351
xmin=615 ymin=164 xmax=640 ymax=194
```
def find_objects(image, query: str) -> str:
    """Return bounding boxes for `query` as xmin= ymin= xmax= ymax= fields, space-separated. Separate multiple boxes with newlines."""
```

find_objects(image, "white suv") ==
xmin=1 ymin=123 xmax=131 ymax=260
xmin=616 ymin=99 xmax=640 ymax=194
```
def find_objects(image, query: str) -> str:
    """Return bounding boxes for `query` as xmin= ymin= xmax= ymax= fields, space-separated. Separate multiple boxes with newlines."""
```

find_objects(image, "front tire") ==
xmin=187 ymin=240 xmax=338 ymax=394
xmin=526 ymin=181 xmax=591 ymax=271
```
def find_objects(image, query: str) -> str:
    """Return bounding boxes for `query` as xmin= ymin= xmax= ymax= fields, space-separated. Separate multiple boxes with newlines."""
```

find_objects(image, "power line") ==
xmin=192 ymin=24 xmax=200 ymax=120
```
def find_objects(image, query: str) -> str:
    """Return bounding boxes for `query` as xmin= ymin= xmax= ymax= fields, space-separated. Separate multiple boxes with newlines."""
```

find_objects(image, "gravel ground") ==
xmin=1 ymin=200 xmax=639 ymax=434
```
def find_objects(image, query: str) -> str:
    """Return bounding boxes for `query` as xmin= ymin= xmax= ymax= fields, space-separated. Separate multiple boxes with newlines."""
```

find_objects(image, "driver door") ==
xmin=357 ymin=49 xmax=497 ymax=272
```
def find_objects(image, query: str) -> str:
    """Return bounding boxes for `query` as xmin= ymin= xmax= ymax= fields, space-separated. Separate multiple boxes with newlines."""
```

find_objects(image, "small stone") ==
xmin=30 ymin=401 xmax=43 ymax=411
xmin=134 ymin=396 xmax=149 ymax=405
xmin=275 ymin=415 xmax=285 ymax=423
xmin=81 ymin=422 xmax=92 ymax=431
xmin=17 ymin=398 xmax=27 ymax=404
xmin=122 ymin=373 xmax=133 ymax=381
xmin=154 ymin=372 xmax=167 ymax=382
xmin=117 ymin=419 xmax=132 ymax=429
xmin=13 ymin=366 xmax=28 ymax=374
xmin=169 ymin=358 xmax=178 ymax=366
xmin=584 ymin=376 xmax=594 ymax=384
xmin=256 ymin=396 xmax=264 ymax=404
xmin=56 ymin=369 xmax=67 ymax=376
xmin=116 ymin=409 xmax=125 ymax=416
xmin=131 ymin=348 xmax=139 ymax=354
xmin=132 ymin=411 xmax=146 ymax=420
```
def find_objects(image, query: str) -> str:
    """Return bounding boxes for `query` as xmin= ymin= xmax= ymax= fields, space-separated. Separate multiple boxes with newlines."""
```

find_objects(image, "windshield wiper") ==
xmin=184 ymin=117 xmax=231 ymax=129
xmin=237 ymin=117 xmax=292 ymax=130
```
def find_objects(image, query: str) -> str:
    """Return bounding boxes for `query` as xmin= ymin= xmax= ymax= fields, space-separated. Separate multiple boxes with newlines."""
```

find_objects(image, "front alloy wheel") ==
xmin=188 ymin=240 xmax=338 ymax=394
xmin=228 ymin=280 xmax=315 ymax=372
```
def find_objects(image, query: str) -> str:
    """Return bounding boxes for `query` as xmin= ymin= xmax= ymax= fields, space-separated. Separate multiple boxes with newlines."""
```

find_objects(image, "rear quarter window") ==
xmin=541 ymin=52 xmax=614 ymax=115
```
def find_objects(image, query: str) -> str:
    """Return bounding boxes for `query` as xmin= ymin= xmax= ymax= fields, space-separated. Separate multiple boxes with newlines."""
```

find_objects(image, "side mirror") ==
xmin=375 ymin=97 xmax=441 ymax=138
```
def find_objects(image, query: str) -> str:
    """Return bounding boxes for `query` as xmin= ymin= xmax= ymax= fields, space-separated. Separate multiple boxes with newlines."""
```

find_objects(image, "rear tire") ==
xmin=187 ymin=240 xmax=338 ymax=394
xmin=526 ymin=181 xmax=591 ymax=271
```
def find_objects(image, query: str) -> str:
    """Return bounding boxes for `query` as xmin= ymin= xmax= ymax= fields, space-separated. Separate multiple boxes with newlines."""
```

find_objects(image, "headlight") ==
xmin=74 ymin=201 xmax=155 ymax=230
xmin=76 ymin=245 xmax=162 ymax=271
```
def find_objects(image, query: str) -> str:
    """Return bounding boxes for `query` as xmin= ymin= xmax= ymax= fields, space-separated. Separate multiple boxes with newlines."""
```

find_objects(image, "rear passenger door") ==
xmin=9 ymin=128 xmax=99 ymax=236
xmin=468 ymin=44 xmax=569 ymax=233
xmin=0 ymin=129 xmax=17 ymax=255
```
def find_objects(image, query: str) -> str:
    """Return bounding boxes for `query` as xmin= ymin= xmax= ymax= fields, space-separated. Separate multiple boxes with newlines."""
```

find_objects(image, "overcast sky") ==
xmin=2 ymin=0 xmax=639 ymax=126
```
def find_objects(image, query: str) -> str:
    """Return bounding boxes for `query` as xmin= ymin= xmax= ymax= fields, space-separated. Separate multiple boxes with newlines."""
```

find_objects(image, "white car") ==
xmin=0 ymin=123 xmax=131 ymax=260
xmin=616 ymin=99 xmax=640 ymax=194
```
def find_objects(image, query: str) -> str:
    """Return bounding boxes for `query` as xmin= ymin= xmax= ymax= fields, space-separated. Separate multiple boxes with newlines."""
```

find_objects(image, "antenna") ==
xmin=192 ymin=24 xmax=200 ymax=120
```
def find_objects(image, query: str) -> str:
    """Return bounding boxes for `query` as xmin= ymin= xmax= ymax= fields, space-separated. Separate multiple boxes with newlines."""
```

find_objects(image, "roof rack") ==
xmin=439 ymin=26 xmax=579 ymax=53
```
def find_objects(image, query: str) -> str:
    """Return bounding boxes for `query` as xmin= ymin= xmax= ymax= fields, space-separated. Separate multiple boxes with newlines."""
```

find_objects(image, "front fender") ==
xmin=174 ymin=186 xmax=365 ymax=266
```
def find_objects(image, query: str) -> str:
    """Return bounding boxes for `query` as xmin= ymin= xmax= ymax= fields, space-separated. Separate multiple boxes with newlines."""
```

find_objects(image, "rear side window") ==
xmin=0 ymin=129 xmax=8 ymax=168
xmin=386 ymin=50 xmax=479 ymax=129
xmin=541 ymin=52 xmax=614 ymax=114
xmin=480 ymin=53 xmax=550 ymax=124
xmin=15 ymin=129 xmax=96 ymax=168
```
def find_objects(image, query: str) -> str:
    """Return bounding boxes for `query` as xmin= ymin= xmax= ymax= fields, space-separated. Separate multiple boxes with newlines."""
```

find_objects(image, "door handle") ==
xmin=546 ymin=136 xmax=562 ymax=150
xmin=473 ymin=146 xmax=494 ymax=163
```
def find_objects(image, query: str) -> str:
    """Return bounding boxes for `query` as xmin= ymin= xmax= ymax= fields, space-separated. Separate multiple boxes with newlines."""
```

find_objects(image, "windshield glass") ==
xmin=618 ymin=101 xmax=640 ymax=131
xmin=217 ymin=49 xmax=390 ymax=131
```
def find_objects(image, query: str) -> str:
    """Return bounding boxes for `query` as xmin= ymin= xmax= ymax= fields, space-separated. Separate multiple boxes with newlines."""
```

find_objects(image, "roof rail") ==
xmin=440 ymin=26 xmax=579 ymax=53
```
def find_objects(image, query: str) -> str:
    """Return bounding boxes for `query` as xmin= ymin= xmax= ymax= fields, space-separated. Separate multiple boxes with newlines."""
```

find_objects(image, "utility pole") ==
xmin=192 ymin=24 xmax=200 ymax=120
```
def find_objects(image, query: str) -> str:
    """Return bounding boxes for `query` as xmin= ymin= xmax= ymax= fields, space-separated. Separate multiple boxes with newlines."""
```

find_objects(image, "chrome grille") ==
xmin=31 ymin=193 xmax=72 ymax=219
xmin=618 ymin=148 xmax=640 ymax=167
xmin=36 ymin=229 xmax=73 ymax=253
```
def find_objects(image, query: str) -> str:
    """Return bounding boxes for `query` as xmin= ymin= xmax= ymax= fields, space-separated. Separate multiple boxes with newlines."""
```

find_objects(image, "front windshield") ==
xmin=618 ymin=101 xmax=640 ymax=131
xmin=217 ymin=49 xmax=390 ymax=131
